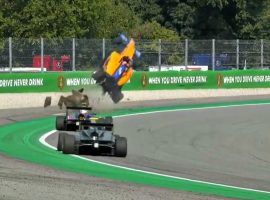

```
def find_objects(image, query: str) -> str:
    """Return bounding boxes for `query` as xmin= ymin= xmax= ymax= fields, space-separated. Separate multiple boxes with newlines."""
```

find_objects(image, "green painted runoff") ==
xmin=0 ymin=100 xmax=270 ymax=199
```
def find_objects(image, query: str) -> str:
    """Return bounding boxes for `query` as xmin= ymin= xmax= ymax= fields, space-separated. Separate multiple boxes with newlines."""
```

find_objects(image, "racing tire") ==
xmin=57 ymin=132 xmax=64 ymax=151
xmin=56 ymin=116 xmax=66 ymax=130
xmin=92 ymin=70 xmax=106 ymax=84
xmin=105 ymin=116 xmax=113 ymax=124
xmin=115 ymin=137 xmax=127 ymax=157
xmin=110 ymin=90 xmax=124 ymax=104
xmin=98 ymin=116 xmax=113 ymax=131
xmin=96 ymin=117 xmax=112 ymax=124
xmin=62 ymin=133 xmax=76 ymax=154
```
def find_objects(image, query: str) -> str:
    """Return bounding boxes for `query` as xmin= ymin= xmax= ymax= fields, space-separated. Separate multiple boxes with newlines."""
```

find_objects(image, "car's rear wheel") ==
xmin=92 ymin=70 xmax=106 ymax=84
xmin=110 ymin=90 xmax=124 ymax=103
xmin=56 ymin=116 xmax=65 ymax=130
xmin=97 ymin=117 xmax=113 ymax=124
xmin=57 ymin=132 xmax=64 ymax=151
xmin=105 ymin=116 xmax=113 ymax=124
xmin=115 ymin=137 xmax=127 ymax=157
xmin=99 ymin=116 xmax=113 ymax=131
xmin=62 ymin=133 xmax=76 ymax=154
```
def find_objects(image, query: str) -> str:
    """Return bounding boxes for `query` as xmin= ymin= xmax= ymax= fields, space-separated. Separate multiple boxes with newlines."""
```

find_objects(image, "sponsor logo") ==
xmin=141 ymin=73 xmax=148 ymax=88
xmin=217 ymin=74 xmax=222 ymax=87
xmin=57 ymin=76 xmax=65 ymax=90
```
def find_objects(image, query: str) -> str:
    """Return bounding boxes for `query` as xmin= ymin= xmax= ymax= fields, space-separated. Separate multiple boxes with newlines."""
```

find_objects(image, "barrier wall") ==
xmin=126 ymin=70 xmax=270 ymax=90
xmin=1 ymin=70 xmax=270 ymax=93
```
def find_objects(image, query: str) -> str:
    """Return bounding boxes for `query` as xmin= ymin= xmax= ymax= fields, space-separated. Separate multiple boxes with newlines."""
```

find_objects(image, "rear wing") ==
xmin=66 ymin=117 xmax=113 ymax=127
xmin=79 ymin=121 xmax=113 ymax=127
xmin=66 ymin=106 xmax=92 ymax=110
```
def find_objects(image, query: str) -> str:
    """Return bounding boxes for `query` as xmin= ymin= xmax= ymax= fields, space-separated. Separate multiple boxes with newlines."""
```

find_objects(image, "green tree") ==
xmin=129 ymin=21 xmax=179 ymax=40
xmin=0 ymin=0 xmax=139 ymax=38
xmin=159 ymin=0 xmax=196 ymax=38
xmin=119 ymin=0 xmax=162 ymax=23
xmin=193 ymin=0 xmax=234 ymax=38
xmin=257 ymin=0 xmax=270 ymax=39
xmin=157 ymin=0 xmax=269 ymax=39
xmin=87 ymin=0 xmax=139 ymax=38
xmin=128 ymin=21 xmax=182 ymax=69
xmin=1 ymin=0 xmax=270 ymax=40
xmin=158 ymin=0 xmax=232 ymax=38
xmin=234 ymin=0 xmax=267 ymax=39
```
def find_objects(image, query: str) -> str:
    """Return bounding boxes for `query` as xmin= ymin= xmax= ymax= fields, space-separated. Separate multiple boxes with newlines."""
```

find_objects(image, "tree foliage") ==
xmin=0 ymin=0 xmax=138 ymax=38
xmin=0 ymin=0 xmax=270 ymax=39
xmin=119 ymin=0 xmax=163 ymax=23
xmin=257 ymin=0 xmax=270 ymax=39
xmin=129 ymin=21 xmax=180 ymax=40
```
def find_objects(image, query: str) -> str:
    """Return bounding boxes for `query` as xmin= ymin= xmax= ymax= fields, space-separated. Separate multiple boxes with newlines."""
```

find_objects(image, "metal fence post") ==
xmin=212 ymin=39 xmax=215 ymax=71
xmin=72 ymin=38 xmax=76 ymax=71
xmin=41 ymin=37 xmax=44 ymax=72
xmin=158 ymin=39 xmax=161 ymax=71
xmin=236 ymin=39 xmax=239 ymax=69
xmin=185 ymin=39 xmax=188 ymax=68
xmin=9 ymin=37 xmax=12 ymax=73
xmin=102 ymin=38 xmax=106 ymax=60
xmin=261 ymin=39 xmax=264 ymax=69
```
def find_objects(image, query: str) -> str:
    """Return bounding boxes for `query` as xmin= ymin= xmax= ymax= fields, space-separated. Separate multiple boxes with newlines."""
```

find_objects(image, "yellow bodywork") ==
xmin=103 ymin=39 xmax=135 ymax=86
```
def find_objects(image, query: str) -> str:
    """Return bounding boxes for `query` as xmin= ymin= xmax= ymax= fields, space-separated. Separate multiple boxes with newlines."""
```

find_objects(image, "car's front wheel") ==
xmin=92 ymin=70 xmax=106 ymax=84
xmin=56 ymin=116 xmax=66 ymax=130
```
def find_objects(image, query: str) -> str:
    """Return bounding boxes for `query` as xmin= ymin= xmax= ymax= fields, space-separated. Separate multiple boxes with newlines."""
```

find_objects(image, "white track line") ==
xmin=39 ymin=102 xmax=270 ymax=194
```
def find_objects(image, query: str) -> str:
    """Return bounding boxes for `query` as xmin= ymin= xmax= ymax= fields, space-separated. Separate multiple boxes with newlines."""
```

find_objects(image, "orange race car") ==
xmin=92 ymin=34 xmax=140 ymax=103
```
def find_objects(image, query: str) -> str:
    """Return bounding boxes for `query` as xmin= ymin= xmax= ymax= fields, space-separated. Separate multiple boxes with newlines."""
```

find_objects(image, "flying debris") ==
xmin=44 ymin=88 xmax=89 ymax=109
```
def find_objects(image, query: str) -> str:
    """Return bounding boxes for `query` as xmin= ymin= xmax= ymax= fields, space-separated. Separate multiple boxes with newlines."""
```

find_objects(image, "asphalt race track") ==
xmin=47 ymin=103 xmax=270 ymax=192
xmin=1 ymin=96 xmax=270 ymax=200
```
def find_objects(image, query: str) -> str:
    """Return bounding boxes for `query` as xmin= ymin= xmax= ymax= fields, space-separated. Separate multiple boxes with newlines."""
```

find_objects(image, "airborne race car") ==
xmin=56 ymin=107 xmax=127 ymax=157
xmin=92 ymin=34 xmax=140 ymax=103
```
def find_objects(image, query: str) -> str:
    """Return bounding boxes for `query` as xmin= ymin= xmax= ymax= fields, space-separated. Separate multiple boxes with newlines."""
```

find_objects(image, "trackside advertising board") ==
xmin=125 ymin=71 xmax=214 ymax=90
xmin=0 ymin=72 xmax=95 ymax=93
xmin=124 ymin=70 xmax=270 ymax=90
xmin=1 ymin=70 xmax=270 ymax=93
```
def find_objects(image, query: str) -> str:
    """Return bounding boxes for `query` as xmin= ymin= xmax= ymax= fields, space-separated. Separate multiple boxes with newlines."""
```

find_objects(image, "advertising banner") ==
xmin=0 ymin=70 xmax=270 ymax=93
xmin=215 ymin=70 xmax=270 ymax=88
xmin=123 ymin=71 xmax=216 ymax=90
xmin=0 ymin=72 xmax=95 ymax=93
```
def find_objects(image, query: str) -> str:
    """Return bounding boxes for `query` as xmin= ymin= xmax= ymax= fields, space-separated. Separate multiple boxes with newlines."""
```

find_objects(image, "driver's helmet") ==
xmin=81 ymin=109 xmax=88 ymax=114
xmin=122 ymin=56 xmax=132 ymax=68
xmin=122 ymin=56 xmax=131 ymax=63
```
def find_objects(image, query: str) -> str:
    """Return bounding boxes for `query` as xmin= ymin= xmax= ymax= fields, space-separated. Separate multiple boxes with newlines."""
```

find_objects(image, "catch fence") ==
xmin=0 ymin=38 xmax=269 ymax=72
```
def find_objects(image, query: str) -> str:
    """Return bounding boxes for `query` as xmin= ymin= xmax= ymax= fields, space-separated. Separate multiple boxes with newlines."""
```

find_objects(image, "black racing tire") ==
xmin=110 ymin=90 xmax=124 ymax=104
xmin=92 ymin=70 xmax=106 ymax=84
xmin=115 ymin=137 xmax=127 ymax=157
xmin=105 ymin=116 xmax=113 ymax=124
xmin=56 ymin=116 xmax=66 ymax=130
xmin=57 ymin=132 xmax=64 ymax=151
xmin=62 ymin=133 xmax=76 ymax=154
xmin=96 ymin=116 xmax=113 ymax=131
xmin=96 ymin=116 xmax=112 ymax=124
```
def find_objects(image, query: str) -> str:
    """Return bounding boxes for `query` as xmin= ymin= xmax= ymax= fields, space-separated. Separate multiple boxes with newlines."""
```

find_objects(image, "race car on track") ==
xmin=56 ymin=106 xmax=112 ymax=131
xmin=92 ymin=34 xmax=141 ymax=103
xmin=56 ymin=107 xmax=127 ymax=157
